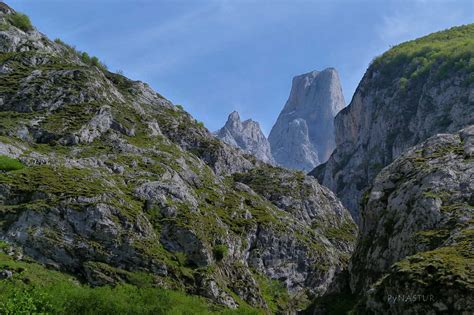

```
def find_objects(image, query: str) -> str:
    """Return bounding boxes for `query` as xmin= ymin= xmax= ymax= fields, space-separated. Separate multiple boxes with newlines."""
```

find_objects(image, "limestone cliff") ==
xmin=214 ymin=111 xmax=274 ymax=164
xmin=311 ymin=25 xmax=474 ymax=221
xmin=269 ymin=68 xmax=345 ymax=172
xmin=348 ymin=126 xmax=474 ymax=313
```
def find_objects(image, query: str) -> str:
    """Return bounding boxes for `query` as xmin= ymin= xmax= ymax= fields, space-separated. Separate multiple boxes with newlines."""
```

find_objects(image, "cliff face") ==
xmin=306 ymin=126 xmax=474 ymax=314
xmin=350 ymin=126 xmax=474 ymax=313
xmin=0 ymin=5 xmax=356 ymax=313
xmin=311 ymin=25 xmax=474 ymax=221
xmin=214 ymin=111 xmax=274 ymax=165
xmin=268 ymin=68 xmax=345 ymax=172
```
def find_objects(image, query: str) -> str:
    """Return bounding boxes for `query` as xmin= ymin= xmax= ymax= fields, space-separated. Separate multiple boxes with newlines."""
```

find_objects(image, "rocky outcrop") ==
xmin=0 ymin=6 xmax=356 ymax=313
xmin=306 ymin=126 xmax=474 ymax=314
xmin=269 ymin=68 xmax=345 ymax=171
xmin=214 ymin=111 xmax=274 ymax=164
xmin=353 ymin=127 xmax=473 ymax=313
xmin=311 ymin=25 xmax=474 ymax=221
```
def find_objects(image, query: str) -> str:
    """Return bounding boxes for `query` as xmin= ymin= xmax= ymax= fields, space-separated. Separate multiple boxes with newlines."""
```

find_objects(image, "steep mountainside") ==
xmin=0 ymin=4 xmax=356 ymax=313
xmin=311 ymin=25 xmax=474 ymax=221
xmin=268 ymin=68 xmax=345 ymax=172
xmin=349 ymin=126 xmax=474 ymax=313
xmin=214 ymin=111 xmax=274 ymax=165
xmin=308 ymin=126 xmax=473 ymax=314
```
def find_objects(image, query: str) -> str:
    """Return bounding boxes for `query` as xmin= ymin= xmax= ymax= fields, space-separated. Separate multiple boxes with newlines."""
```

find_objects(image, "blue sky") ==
xmin=8 ymin=0 xmax=473 ymax=134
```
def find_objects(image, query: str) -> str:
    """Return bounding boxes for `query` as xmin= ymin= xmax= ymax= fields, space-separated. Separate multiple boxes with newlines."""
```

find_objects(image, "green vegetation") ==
xmin=393 ymin=242 xmax=473 ymax=289
xmin=213 ymin=245 xmax=228 ymax=261
xmin=324 ymin=221 xmax=358 ymax=243
xmin=372 ymin=24 xmax=474 ymax=88
xmin=7 ymin=12 xmax=33 ymax=32
xmin=0 ymin=251 xmax=260 ymax=315
xmin=0 ymin=155 xmax=24 ymax=171
xmin=197 ymin=121 xmax=205 ymax=128
xmin=253 ymin=272 xmax=292 ymax=313
xmin=51 ymin=37 xmax=108 ymax=71
xmin=80 ymin=51 xmax=107 ymax=70
xmin=0 ymin=22 xmax=9 ymax=31
xmin=415 ymin=228 xmax=451 ymax=247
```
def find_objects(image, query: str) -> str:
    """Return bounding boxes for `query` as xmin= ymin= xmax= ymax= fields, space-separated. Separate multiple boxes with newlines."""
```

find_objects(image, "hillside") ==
xmin=0 ymin=3 xmax=356 ymax=314
xmin=307 ymin=126 xmax=474 ymax=314
xmin=311 ymin=24 xmax=474 ymax=221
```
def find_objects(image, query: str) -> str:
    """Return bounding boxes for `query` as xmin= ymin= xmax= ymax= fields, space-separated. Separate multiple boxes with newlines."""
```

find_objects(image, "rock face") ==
xmin=214 ymin=111 xmax=274 ymax=164
xmin=268 ymin=68 xmax=345 ymax=171
xmin=0 ymin=6 xmax=356 ymax=313
xmin=306 ymin=127 xmax=474 ymax=314
xmin=310 ymin=25 xmax=474 ymax=221
xmin=349 ymin=126 xmax=474 ymax=313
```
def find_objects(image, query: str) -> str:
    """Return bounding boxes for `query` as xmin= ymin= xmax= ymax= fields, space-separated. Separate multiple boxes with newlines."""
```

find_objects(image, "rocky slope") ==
xmin=268 ymin=68 xmax=345 ymax=172
xmin=307 ymin=126 xmax=474 ymax=314
xmin=214 ymin=111 xmax=274 ymax=165
xmin=310 ymin=25 xmax=474 ymax=221
xmin=350 ymin=126 xmax=474 ymax=313
xmin=0 ymin=4 xmax=356 ymax=313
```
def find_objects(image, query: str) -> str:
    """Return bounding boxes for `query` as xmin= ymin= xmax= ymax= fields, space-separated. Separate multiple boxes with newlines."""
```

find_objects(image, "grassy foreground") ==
xmin=0 ymin=246 xmax=260 ymax=315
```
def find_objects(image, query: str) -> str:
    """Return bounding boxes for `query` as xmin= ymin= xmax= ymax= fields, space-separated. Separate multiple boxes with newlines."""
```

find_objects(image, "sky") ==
xmin=7 ymin=0 xmax=473 ymax=134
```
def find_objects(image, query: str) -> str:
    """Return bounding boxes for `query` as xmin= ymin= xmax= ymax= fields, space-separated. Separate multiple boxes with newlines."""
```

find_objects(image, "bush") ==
xmin=399 ymin=77 xmax=408 ymax=90
xmin=197 ymin=121 xmax=205 ymax=129
xmin=81 ymin=52 xmax=91 ymax=64
xmin=0 ymin=155 xmax=24 ymax=171
xmin=213 ymin=245 xmax=228 ymax=261
xmin=8 ymin=12 xmax=33 ymax=32
xmin=0 ymin=289 xmax=61 ymax=314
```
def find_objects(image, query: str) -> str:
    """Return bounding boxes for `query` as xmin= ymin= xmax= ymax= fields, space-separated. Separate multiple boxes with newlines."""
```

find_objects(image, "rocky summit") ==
xmin=0 ymin=3 xmax=357 ymax=314
xmin=214 ymin=111 xmax=275 ymax=165
xmin=268 ymin=68 xmax=345 ymax=172
xmin=311 ymin=25 xmax=474 ymax=221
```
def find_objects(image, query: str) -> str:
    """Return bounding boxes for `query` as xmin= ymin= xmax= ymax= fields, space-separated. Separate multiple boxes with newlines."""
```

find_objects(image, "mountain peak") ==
xmin=268 ymin=67 xmax=345 ymax=171
xmin=216 ymin=111 xmax=274 ymax=164
xmin=228 ymin=110 xmax=240 ymax=122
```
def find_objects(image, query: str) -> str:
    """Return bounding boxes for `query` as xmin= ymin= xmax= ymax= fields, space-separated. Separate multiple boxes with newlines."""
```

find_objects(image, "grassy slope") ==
xmin=0 ymin=243 xmax=260 ymax=315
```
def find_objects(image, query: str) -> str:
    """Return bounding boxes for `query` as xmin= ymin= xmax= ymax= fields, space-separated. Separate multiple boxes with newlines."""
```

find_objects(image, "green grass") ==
xmin=0 ymin=251 xmax=261 ymax=315
xmin=7 ymin=12 xmax=33 ymax=32
xmin=213 ymin=245 xmax=228 ymax=261
xmin=371 ymin=24 xmax=474 ymax=88
xmin=0 ymin=155 xmax=24 ymax=171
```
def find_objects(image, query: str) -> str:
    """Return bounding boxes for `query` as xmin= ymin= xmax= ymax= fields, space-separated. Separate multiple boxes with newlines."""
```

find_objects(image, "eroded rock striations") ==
xmin=311 ymin=25 xmax=474 ymax=221
xmin=269 ymin=68 xmax=345 ymax=172
xmin=0 ymin=5 xmax=356 ymax=313
xmin=214 ymin=111 xmax=274 ymax=164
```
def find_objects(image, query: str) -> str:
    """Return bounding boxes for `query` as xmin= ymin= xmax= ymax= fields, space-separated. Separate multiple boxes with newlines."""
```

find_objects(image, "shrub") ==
xmin=399 ymin=77 xmax=408 ymax=90
xmin=0 ymin=289 xmax=61 ymax=314
xmin=175 ymin=104 xmax=184 ymax=110
xmin=213 ymin=245 xmax=228 ymax=261
xmin=8 ymin=12 xmax=33 ymax=32
xmin=0 ymin=155 xmax=24 ymax=171
xmin=81 ymin=52 xmax=91 ymax=64
xmin=197 ymin=121 xmax=205 ymax=128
